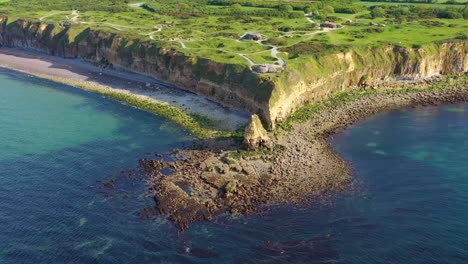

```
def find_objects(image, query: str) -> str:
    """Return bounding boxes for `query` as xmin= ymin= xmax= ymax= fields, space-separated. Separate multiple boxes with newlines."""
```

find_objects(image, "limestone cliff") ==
xmin=268 ymin=43 xmax=467 ymax=128
xmin=0 ymin=17 xmax=275 ymax=122
xmin=0 ymin=17 xmax=466 ymax=130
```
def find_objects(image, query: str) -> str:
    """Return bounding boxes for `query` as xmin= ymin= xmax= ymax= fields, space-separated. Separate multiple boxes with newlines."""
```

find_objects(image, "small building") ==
xmin=253 ymin=64 xmax=282 ymax=74
xmin=254 ymin=64 xmax=269 ymax=74
xmin=59 ymin=21 xmax=71 ymax=28
xmin=242 ymin=32 xmax=262 ymax=41
xmin=320 ymin=21 xmax=337 ymax=29
xmin=267 ymin=67 xmax=278 ymax=74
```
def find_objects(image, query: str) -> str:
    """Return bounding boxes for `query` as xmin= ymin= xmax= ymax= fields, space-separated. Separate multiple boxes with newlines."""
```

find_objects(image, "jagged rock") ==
xmin=243 ymin=114 xmax=271 ymax=150
xmin=229 ymin=163 xmax=243 ymax=172
xmin=156 ymin=181 xmax=211 ymax=230
xmin=358 ymin=74 xmax=371 ymax=87
xmin=201 ymin=171 xmax=227 ymax=188
xmin=200 ymin=156 xmax=220 ymax=171
xmin=224 ymin=180 xmax=238 ymax=197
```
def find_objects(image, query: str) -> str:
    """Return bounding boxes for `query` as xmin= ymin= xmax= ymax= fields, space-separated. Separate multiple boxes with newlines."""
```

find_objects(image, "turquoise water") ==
xmin=0 ymin=69 xmax=194 ymax=263
xmin=1 ymin=68 xmax=468 ymax=263
xmin=328 ymin=102 xmax=468 ymax=263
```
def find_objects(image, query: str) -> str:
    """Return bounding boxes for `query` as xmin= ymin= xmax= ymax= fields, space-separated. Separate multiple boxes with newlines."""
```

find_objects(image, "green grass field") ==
xmin=1 ymin=0 xmax=467 ymax=71
xmin=357 ymin=1 xmax=467 ymax=7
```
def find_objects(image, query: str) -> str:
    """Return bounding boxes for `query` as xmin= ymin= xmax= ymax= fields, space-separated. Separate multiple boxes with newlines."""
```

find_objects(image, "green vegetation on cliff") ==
xmin=33 ymin=75 xmax=241 ymax=139
xmin=0 ymin=0 xmax=466 ymax=131
xmin=278 ymin=75 xmax=468 ymax=131
xmin=1 ymin=0 xmax=466 ymax=70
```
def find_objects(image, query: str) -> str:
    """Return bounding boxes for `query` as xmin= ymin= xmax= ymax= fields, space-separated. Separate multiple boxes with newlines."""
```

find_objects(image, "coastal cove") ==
xmin=1 ymin=0 xmax=467 ymax=261
xmin=0 ymin=68 xmax=195 ymax=262
xmin=0 ymin=48 xmax=250 ymax=138
xmin=1 ymin=47 xmax=467 ymax=230
xmin=1 ymin=67 xmax=468 ymax=263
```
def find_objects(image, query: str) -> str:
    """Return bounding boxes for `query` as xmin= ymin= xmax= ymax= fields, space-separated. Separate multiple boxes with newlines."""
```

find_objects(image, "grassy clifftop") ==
xmin=1 ymin=15 xmax=466 ymax=131
xmin=0 ymin=16 xmax=275 ymax=113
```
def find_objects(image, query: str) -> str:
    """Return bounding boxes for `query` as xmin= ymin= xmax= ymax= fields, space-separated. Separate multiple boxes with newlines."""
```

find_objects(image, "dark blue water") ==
xmin=1 ymin=68 xmax=468 ymax=263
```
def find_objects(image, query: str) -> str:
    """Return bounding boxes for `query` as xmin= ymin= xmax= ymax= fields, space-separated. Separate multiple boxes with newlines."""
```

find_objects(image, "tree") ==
xmin=304 ymin=5 xmax=319 ymax=15
xmin=176 ymin=2 xmax=190 ymax=12
xmin=279 ymin=4 xmax=293 ymax=13
xmin=230 ymin=3 xmax=242 ymax=10
xmin=322 ymin=5 xmax=334 ymax=14
xmin=372 ymin=7 xmax=386 ymax=18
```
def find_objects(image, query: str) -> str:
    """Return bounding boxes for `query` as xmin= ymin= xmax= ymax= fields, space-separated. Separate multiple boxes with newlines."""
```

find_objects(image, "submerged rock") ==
xmin=250 ymin=236 xmax=338 ymax=263
xmin=189 ymin=247 xmax=219 ymax=258
xmin=79 ymin=217 xmax=88 ymax=227
xmin=142 ymin=240 xmax=163 ymax=251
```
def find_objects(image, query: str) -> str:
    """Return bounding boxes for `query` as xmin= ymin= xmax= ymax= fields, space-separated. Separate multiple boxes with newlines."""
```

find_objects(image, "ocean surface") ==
xmin=1 ymin=68 xmax=467 ymax=263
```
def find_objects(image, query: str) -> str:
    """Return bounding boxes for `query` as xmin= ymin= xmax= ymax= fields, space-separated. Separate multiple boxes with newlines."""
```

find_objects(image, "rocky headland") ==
xmin=0 ymin=16 xmax=467 ymax=230
xmin=140 ymin=76 xmax=468 ymax=230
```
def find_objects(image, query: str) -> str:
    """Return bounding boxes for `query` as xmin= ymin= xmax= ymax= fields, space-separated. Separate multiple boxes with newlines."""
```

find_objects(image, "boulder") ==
xmin=243 ymin=114 xmax=272 ymax=150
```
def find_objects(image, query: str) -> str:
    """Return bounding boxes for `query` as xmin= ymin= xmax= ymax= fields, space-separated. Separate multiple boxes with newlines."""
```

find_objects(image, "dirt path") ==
xmin=236 ymin=33 xmax=285 ymax=67
xmin=239 ymin=54 xmax=256 ymax=66
xmin=40 ymin=10 xmax=162 ymax=37
xmin=37 ymin=12 xmax=335 ymax=72
xmin=39 ymin=11 xmax=69 ymax=21
xmin=128 ymin=2 xmax=145 ymax=8
xmin=234 ymin=15 xmax=342 ymax=69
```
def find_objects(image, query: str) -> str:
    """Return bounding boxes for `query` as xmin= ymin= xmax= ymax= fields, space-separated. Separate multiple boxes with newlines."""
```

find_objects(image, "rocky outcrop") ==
xmin=244 ymin=114 xmax=271 ymax=150
xmin=0 ymin=17 xmax=466 ymax=130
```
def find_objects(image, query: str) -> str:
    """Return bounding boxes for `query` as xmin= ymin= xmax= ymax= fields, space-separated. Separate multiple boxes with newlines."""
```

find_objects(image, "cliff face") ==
xmin=0 ymin=17 xmax=466 ymax=130
xmin=0 ymin=17 xmax=275 ymax=122
xmin=268 ymin=42 xmax=467 ymax=128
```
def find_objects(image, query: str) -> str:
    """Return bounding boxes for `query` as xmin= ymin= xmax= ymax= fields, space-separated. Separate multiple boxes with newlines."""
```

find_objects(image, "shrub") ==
xmin=279 ymin=4 xmax=293 ymax=12
xmin=364 ymin=27 xmax=384 ymax=33
xmin=266 ymin=37 xmax=287 ymax=46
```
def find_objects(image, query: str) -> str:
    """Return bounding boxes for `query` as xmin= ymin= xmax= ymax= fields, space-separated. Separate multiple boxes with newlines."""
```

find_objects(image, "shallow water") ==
xmin=1 ymin=68 xmax=468 ymax=263
xmin=0 ymin=69 xmax=193 ymax=263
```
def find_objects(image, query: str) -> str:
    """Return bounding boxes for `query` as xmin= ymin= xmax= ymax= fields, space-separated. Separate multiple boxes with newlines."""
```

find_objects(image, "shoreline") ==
xmin=140 ymin=75 xmax=468 ymax=230
xmin=1 ymin=47 xmax=466 ymax=230
xmin=0 ymin=48 xmax=249 ymax=138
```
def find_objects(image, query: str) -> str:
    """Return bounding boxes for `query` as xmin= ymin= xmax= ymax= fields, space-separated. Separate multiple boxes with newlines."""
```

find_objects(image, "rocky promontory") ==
xmin=140 ymin=76 xmax=468 ymax=230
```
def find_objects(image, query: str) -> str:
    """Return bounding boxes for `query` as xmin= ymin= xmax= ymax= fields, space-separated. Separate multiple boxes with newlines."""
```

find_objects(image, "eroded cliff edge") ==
xmin=0 ymin=17 xmax=274 ymax=124
xmin=269 ymin=42 xmax=467 ymax=128
xmin=1 ymin=17 xmax=466 ymax=130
